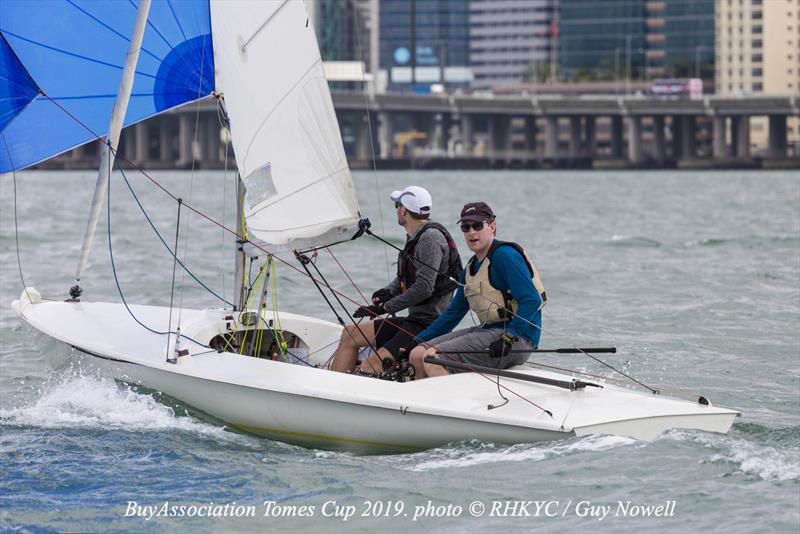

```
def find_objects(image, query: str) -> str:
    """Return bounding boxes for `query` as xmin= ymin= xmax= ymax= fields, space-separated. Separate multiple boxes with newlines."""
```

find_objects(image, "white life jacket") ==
xmin=463 ymin=240 xmax=547 ymax=324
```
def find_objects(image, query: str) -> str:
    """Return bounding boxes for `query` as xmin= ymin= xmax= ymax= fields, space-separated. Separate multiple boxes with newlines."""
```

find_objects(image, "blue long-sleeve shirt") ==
xmin=418 ymin=241 xmax=542 ymax=346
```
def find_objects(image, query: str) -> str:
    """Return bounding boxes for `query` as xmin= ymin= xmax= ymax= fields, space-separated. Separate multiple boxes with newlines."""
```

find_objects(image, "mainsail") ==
xmin=0 ymin=0 xmax=214 ymax=172
xmin=211 ymin=0 xmax=360 ymax=252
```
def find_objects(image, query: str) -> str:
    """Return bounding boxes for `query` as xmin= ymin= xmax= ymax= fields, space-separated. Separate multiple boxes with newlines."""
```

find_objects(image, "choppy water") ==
xmin=1 ymin=170 xmax=798 ymax=533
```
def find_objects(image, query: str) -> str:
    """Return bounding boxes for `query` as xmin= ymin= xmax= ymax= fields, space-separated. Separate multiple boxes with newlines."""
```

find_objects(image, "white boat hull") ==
xmin=12 ymin=289 xmax=739 ymax=453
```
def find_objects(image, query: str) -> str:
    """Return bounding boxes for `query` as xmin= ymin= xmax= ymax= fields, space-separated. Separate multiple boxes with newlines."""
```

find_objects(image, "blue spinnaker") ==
xmin=0 ymin=0 xmax=214 ymax=172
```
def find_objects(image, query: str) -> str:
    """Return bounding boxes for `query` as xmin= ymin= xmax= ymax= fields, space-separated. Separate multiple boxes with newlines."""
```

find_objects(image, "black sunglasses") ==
xmin=394 ymin=201 xmax=403 ymax=209
xmin=460 ymin=221 xmax=485 ymax=232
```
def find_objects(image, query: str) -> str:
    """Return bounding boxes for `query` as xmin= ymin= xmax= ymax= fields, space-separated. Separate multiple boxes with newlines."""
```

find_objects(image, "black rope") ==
xmin=105 ymin=147 xmax=207 ymax=349
xmin=116 ymin=162 xmax=232 ymax=306
xmin=2 ymin=133 xmax=32 ymax=304
xmin=366 ymin=226 xmax=659 ymax=393
xmin=294 ymin=251 xmax=383 ymax=363
xmin=166 ymin=198 xmax=183 ymax=361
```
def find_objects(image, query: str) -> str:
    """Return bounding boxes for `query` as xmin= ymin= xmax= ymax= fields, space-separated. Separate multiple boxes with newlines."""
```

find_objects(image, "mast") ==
xmin=72 ymin=0 xmax=152 ymax=295
xmin=233 ymin=174 xmax=246 ymax=310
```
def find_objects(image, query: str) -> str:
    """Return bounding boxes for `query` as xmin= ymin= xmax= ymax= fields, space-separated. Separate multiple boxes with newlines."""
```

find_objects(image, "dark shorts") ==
xmin=373 ymin=317 xmax=430 ymax=360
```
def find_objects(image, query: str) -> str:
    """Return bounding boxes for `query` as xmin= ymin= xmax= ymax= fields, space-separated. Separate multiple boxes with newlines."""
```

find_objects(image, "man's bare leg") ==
xmin=423 ymin=347 xmax=450 ymax=378
xmin=330 ymin=322 xmax=376 ymax=373
xmin=358 ymin=347 xmax=395 ymax=374
xmin=410 ymin=346 xmax=450 ymax=379
xmin=409 ymin=345 xmax=430 ymax=378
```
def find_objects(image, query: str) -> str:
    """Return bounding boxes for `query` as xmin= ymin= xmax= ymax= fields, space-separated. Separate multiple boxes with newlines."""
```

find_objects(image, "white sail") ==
xmin=210 ymin=0 xmax=360 ymax=252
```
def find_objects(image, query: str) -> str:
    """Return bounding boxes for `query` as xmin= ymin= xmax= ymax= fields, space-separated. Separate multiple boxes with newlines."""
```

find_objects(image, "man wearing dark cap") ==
xmin=408 ymin=201 xmax=547 ymax=378
xmin=330 ymin=186 xmax=462 ymax=375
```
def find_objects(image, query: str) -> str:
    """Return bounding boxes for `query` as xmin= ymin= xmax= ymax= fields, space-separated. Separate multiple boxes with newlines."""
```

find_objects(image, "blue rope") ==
xmin=117 ymin=164 xmax=233 ymax=307
xmin=107 ymin=156 xmax=209 ymax=349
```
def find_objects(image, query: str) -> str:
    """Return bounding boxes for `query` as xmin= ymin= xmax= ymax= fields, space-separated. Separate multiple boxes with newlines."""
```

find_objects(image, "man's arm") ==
xmin=491 ymin=246 xmax=542 ymax=344
xmin=382 ymin=230 xmax=445 ymax=314
xmin=416 ymin=272 xmax=469 ymax=341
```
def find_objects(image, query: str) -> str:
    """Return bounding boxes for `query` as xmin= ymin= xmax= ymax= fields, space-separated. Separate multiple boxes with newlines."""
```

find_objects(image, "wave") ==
xmin=685 ymin=234 xmax=800 ymax=248
xmin=665 ymin=428 xmax=800 ymax=482
xmin=401 ymin=434 xmax=636 ymax=471
xmin=604 ymin=235 xmax=662 ymax=248
xmin=0 ymin=370 xmax=255 ymax=445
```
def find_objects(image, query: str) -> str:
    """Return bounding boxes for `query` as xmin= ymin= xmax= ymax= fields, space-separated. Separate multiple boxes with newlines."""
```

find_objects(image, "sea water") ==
xmin=1 ymin=170 xmax=798 ymax=533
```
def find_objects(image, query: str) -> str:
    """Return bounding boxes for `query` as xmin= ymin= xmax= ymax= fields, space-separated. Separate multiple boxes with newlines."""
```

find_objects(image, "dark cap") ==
xmin=458 ymin=202 xmax=495 ymax=223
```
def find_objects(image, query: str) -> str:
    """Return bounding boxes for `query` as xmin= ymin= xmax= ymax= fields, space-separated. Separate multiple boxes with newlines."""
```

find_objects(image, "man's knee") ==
xmin=340 ymin=324 xmax=368 ymax=347
xmin=409 ymin=345 xmax=427 ymax=364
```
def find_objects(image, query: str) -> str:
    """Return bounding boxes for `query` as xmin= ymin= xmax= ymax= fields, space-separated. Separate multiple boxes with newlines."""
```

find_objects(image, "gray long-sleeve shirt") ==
xmin=380 ymin=222 xmax=453 ymax=324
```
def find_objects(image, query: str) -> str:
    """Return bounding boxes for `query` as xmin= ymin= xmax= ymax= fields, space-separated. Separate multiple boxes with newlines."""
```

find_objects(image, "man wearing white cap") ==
xmin=331 ymin=186 xmax=462 ymax=376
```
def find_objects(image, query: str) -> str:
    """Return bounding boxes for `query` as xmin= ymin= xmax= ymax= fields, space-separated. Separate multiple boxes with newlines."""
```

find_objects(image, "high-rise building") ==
xmin=716 ymin=0 xmax=799 ymax=95
xmin=469 ymin=1 xmax=555 ymax=89
xmin=308 ymin=0 xmax=374 ymax=67
xmin=558 ymin=0 xmax=714 ymax=83
xmin=380 ymin=0 xmax=471 ymax=91
xmin=716 ymin=0 xmax=799 ymax=151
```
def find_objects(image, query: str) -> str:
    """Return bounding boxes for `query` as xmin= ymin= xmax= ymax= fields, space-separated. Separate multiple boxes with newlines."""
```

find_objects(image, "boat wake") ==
xmin=401 ymin=435 xmax=637 ymax=471
xmin=664 ymin=428 xmax=800 ymax=482
xmin=0 ymin=368 xmax=252 ymax=445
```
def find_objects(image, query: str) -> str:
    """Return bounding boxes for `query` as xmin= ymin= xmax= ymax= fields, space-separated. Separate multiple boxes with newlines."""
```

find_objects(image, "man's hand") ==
xmin=353 ymin=304 xmax=386 ymax=319
xmin=371 ymin=288 xmax=392 ymax=305
xmin=488 ymin=333 xmax=517 ymax=359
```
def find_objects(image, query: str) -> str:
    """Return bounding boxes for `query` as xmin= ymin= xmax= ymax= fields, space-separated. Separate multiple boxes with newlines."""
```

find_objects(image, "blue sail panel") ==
xmin=0 ymin=0 xmax=214 ymax=172
xmin=0 ymin=34 xmax=39 ymax=134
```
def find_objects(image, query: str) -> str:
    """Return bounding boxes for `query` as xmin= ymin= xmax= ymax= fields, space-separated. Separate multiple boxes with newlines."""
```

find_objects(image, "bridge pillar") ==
xmin=627 ymin=116 xmax=642 ymax=164
xmin=670 ymin=115 xmax=682 ymax=159
xmin=159 ymin=120 xmax=172 ymax=162
xmin=176 ymin=114 xmax=193 ymax=167
xmin=206 ymin=117 xmax=220 ymax=163
xmin=378 ymin=112 xmax=394 ymax=159
xmin=732 ymin=116 xmax=750 ymax=159
xmin=489 ymin=115 xmax=511 ymax=158
xmin=460 ymin=114 xmax=474 ymax=156
xmin=680 ymin=116 xmax=696 ymax=158
xmin=133 ymin=122 xmax=148 ymax=164
xmin=545 ymin=116 xmax=559 ymax=157
xmin=355 ymin=113 xmax=371 ymax=160
xmin=767 ymin=115 xmax=788 ymax=158
xmin=610 ymin=116 xmax=623 ymax=158
xmin=712 ymin=115 xmax=727 ymax=160
xmin=584 ymin=116 xmax=596 ymax=156
xmin=524 ymin=117 xmax=537 ymax=155
xmin=568 ymin=117 xmax=581 ymax=156
xmin=441 ymin=113 xmax=452 ymax=155
xmin=653 ymin=115 xmax=666 ymax=163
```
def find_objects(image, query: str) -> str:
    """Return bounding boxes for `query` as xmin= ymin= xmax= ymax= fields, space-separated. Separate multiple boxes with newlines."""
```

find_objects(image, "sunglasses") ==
xmin=394 ymin=201 xmax=402 ymax=209
xmin=460 ymin=221 xmax=486 ymax=232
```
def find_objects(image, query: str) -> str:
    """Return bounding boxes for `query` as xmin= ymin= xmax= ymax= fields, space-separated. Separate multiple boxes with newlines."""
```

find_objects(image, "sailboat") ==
xmin=3 ymin=0 xmax=738 ymax=453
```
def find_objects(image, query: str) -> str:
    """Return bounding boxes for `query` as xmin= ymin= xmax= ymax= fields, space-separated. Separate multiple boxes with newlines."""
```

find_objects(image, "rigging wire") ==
xmin=218 ymin=102 xmax=231 ymax=305
xmin=105 ymin=141 xmax=207 ymax=348
xmin=362 ymin=226 xmax=658 ymax=393
xmin=38 ymin=90 xmax=590 ymax=413
xmin=116 ymin=163 xmax=232 ymax=306
xmin=2 ymin=132 xmax=32 ymax=305
xmin=165 ymin=197 xmax=183 ymax=360
xmin=352 ymin=1 xmax=390 ymax=280
xmin=327 ymin=248 xmax=369 ymax=304
xmin=175 ymin=33 xmax=209 ymax=327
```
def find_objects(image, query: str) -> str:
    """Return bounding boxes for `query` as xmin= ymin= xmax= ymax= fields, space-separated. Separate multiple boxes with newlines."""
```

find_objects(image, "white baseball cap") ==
xmin=390 ymin=186 xmax=432 ymax=215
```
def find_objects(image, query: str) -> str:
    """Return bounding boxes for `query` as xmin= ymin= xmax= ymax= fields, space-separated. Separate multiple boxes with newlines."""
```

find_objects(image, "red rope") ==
xmin=40 ymin=90 xmax=561 ymax=417
xmin=327 ymin=248 xmax=369 ymax=304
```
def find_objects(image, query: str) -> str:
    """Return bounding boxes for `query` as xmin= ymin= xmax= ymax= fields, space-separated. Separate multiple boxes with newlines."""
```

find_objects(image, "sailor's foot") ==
xmin=351 ymin=367 xmax=378 ymax=378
